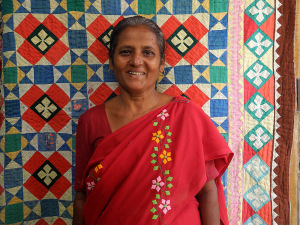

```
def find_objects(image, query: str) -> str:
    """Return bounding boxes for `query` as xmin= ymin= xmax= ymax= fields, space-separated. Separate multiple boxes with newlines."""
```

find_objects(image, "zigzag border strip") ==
xmin=227 ymin=0 xmax=244 ymax=224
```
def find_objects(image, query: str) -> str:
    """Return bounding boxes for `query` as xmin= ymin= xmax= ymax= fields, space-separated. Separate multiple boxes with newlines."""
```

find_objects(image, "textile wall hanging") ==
xmin=0 ymin=0 xmax=298 ymax=224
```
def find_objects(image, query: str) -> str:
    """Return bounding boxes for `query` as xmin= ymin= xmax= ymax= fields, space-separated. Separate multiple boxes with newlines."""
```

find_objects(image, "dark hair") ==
xmin=109 ymin=16 xmax=165 ymax=63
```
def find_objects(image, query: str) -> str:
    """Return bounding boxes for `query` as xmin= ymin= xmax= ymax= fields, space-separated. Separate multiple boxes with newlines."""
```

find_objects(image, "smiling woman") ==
xmin=73 ymin=16 xmax=233 ymax=225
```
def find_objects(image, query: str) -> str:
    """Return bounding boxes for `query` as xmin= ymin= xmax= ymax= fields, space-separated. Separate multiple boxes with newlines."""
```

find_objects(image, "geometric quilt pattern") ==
xmin=0 ymin=0 xmax=297 ymax=225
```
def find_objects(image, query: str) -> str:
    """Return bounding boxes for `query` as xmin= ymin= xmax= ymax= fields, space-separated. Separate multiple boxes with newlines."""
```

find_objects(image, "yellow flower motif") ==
xmin=159 ymin=150 xmax=172 ymax=164
xmin=94 ymin=163 xmax=103 ymax=173
xmin=152 ymin=130 xmax=164 ymax=143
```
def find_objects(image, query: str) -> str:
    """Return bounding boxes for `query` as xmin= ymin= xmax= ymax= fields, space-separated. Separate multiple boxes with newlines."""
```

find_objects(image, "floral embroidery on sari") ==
xmin=85 ymin=163 xmax=103 ymax=192
xmin=150 ymin=109 xmax=173 ymax=224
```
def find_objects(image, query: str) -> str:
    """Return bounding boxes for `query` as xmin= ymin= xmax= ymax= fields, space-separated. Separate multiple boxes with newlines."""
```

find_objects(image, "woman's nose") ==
xmin=130 ymin=54 xmax=142 ymax=66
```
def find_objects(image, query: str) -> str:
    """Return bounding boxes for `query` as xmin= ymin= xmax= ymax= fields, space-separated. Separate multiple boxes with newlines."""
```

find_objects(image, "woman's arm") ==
xmin=196 ymin=179 xmax=220 ymax=225
xmin=73 ymin=191 xmax=86 ymax=225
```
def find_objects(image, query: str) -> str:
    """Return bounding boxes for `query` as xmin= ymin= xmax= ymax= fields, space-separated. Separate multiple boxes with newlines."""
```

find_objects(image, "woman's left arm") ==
xmin=196 ymin=179 xmax=220 ymax=225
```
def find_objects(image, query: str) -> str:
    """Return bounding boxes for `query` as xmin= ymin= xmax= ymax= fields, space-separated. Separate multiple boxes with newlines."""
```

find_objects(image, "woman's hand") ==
xmin=73 ymin=192 xmax=86 ymax=225
xmin=196 ymin=179 xmax=220 ymax=225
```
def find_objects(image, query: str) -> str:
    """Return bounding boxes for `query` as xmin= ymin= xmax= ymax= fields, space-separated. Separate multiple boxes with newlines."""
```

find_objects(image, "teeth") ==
xmin=128 ymin=71 xmax=144 ymax=75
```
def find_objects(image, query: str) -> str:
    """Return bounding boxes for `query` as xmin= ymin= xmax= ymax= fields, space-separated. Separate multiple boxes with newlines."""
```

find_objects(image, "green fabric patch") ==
xmin=71 ymin=65 xmax=87 ymax=83
xmin=5 ymin=203 xmax=23 ymax=224
xmin=2 ymin=0 xmax=13 ymax=15
xmin=210 ymin=66 xmax=227 ymax=83
xmin=72 ymin=135 xmax=76 ymax=151
xmin=210 ymin=0 xmax=228 ymax=13
xmin=3 ymin=67 xmax=18 ymax=84
xmin=138 ymin=0 xmax=156 ymax=14
xmin=5 ymin=134 xmax=21 ymax=152
xmin=67 ymin=0 xmax=85 ymax=12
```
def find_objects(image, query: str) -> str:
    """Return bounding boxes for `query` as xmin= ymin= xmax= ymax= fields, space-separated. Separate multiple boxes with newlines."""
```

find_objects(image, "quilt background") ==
xmin=0 ymin=0 xmax=298 ymax=224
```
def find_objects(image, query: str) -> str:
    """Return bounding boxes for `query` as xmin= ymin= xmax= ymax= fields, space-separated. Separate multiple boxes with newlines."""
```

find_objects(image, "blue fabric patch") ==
xmin=71 ymin=99 xmax=89 ymax=118
xmin=102 ymin=0 xmax=121 ymax=15
xmin=4 ymin=168 xmax=23 ymax=188
xmin=5 ymin=100 xmax=20 ymax=118
xmin=210 ymin=99 xmax=228 ymax=117
xmin=38 ymin=133 xmax=57 ymax=151
xmin=174 ymin=65 xmax=193 ymax=84
xmin=41 ymin=199 xmax=59 ymax=217
xmin=31 ymin=0 xmax=50 ymax=13
xmin=173 ymin=0 xmax=192 ymax=14
xmin=68 ymin=30 xmax=87 ymax=49
xmin=208 ymin=30 xmax=227 ymax=50
xmin=3 ymin=32 xmax=15 ymax=51
xmin=34 ymin=65 xmax=54 ymax=84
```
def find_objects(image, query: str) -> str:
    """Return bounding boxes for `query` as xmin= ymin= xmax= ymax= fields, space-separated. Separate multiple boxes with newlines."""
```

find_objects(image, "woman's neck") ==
xmin=116 ymin=90 xmax=161 ymax=115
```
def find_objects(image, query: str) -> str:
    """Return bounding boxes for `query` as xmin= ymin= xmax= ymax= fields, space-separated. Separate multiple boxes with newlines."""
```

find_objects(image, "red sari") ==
xmin=82 ymin=97 xmax=233 ymax=225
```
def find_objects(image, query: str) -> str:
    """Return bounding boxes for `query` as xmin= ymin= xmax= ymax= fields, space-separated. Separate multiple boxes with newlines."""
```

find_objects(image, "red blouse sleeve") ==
xmin=73 ymin=104 xmax=112 ymax=192
xmin=205 ymin=160 xmax=219 ymax=181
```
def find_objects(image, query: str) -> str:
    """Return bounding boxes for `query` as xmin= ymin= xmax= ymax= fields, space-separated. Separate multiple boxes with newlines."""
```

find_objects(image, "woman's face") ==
xmin=109 ymin=25 xmax=165 ymax=94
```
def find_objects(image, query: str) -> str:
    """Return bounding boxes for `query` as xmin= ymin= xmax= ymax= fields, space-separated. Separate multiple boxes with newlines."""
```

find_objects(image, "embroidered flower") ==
xmin=159 ymin=199 xmax=171 ymax=214
xmin=94 ymin=163 xmax=103 ymax=173
xmin=151 ymin=176 xmax=165 ymax=192
xmin=157 ymin=109 xmax=169 ymax=120
xmin=159 ymin=150 xmax=172 ymax=164
xmin=152 ymin=130 xmax=164 ymax=143
xmin=87 ymin=181 xmax=95 ymax=190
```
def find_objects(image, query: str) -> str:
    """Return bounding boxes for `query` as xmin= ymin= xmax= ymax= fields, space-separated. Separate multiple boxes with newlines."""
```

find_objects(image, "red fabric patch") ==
xmin=43 ymin=14 xmax=67 ymax=39
xmin=244 ymin=14 xmax=258 ymax=42
xmin=87 ymin=15 xmax=112 ymax=38
xmin=164 ymin=85 xmax=183 ymax=96
xmin=44 ymin=40 xmax=69 ymax=65
xmin=89 ymin=83 xmax=113 ymax=105
xmin=161 ymin=16 xmax=181 ymax=39
xmin=184 ymin=42 xmax=208 ymax=65
xmin=15 ymin=14 xmax=40 ymax=39
xmin=17 ymin=41 xmax=44 ymax=65
xmin=183 ymin=16 xmax=208 ymax=40
xmin=88 ymin=40 xmax=109 ymax=64
xmin=184 ymin=84 xmax=209 ymax=107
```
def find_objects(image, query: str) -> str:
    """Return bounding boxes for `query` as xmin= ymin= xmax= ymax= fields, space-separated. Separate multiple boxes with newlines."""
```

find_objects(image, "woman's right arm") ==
xmin=73 ymin=191 xmax=86 ymax=225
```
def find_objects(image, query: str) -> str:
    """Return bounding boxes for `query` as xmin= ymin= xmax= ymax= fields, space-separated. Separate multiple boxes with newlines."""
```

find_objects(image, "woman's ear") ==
xmin=159 ymin=55 xmax=166 ymax=73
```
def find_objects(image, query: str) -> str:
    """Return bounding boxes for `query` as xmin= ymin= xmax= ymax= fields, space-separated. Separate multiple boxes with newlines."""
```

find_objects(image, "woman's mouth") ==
xmin=128 ymin=71 xmax=145 ymax=75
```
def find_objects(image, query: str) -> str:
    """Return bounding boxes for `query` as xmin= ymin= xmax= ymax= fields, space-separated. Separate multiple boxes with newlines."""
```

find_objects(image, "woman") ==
xmin=73 ymin=16 xmax=233 ymax=225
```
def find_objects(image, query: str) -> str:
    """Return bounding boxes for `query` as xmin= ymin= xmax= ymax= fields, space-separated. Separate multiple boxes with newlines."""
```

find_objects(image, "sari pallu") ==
xmin=82 ymin=97 xmax=233 ymax=225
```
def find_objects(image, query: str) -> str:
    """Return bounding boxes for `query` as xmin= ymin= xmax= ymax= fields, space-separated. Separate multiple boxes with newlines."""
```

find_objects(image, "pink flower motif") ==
xmin=151 ymin=176 xmax=165 ymax=192
xmin=157 ymin=109 xmax=169 ymax=120
xmin=87 ymin=181 xmax=95 ymax=190
xmin=159 ymin=199 xmax=171 ymax=214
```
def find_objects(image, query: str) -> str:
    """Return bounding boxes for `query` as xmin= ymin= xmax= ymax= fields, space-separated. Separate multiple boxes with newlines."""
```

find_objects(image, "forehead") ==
xmin=116 ymin=25 xmax=159 ymax=48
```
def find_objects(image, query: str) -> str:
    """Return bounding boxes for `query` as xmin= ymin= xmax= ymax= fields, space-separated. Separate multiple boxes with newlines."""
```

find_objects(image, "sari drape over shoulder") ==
xmin=82 ymin=97 xmax=233 ymax=225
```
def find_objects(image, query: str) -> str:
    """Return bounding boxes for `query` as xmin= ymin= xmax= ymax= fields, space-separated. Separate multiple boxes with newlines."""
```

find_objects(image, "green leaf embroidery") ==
xmin=151 ymin=159 xmax=157 ymax=164
xmin=165 ymin=191 xmax=170 ymax=195
xmin=164 ymin=170 xmax=170 ymax=175
xmin=156 ymin=194 xmax=160 ymax=199
xmin=167 ymin=139 xmax=172 ymax=143
xmin=154 ymin=147 xmax=158 ymax=151
xmin=153 ymin=122 xmax=158 ymax=126
xmin=152 ymin=215 xmax=158 ymax=220
xmin=167 ymin=177 xmax=173 ymax=181
xmin=152 ymin=200 xmax=158 ymax=205
xmin=151 ymin=153 xmax=156 ymax=158
xmin=165 ymin=126 xmax=170 ymax=130
xmin=153 ymin=166 xmax=159 ymax=171
xmin=167 ymin=132 xmax=172 ymax=136
xmin=164 ymin=144 xmax=169 ymax=149
xmin=150 ymin=207 xmax=157 ymax=213
xmin=167 ymin=183 xmax=173 ymax=188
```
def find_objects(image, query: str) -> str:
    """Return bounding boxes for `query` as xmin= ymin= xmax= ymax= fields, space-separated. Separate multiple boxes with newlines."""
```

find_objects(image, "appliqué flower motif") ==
xmin=87 ymin=181 xmax=95 ymax=190
xmin=152 ymin=130 xmax=164 ymax=143
xmin=159 ymin=150 xmax=172 ymax=164
xmin=157 ymin=109 xmax=169 ymax=120
xmin=159 ymin=199 xmax=171 ymax=214
xmin=151 ymin=176 xmax=165 ymax=192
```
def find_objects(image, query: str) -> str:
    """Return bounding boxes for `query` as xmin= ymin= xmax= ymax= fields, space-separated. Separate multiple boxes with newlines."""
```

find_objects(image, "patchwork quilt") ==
xmin=0 ymin=0 xmax=297 ymax=224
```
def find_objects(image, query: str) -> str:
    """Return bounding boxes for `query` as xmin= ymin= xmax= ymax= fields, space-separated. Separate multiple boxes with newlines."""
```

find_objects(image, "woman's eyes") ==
xmin=144 ymin=50 xmax=154 ymax=56
xmin=119 ymin=50 xmax=155 ymax=56
xmin=119 ymin=50 xmax=131 ymax=55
